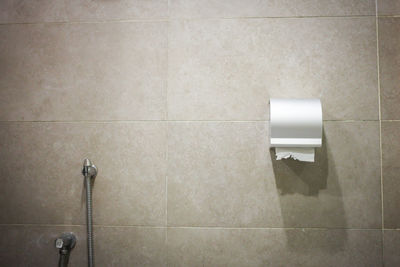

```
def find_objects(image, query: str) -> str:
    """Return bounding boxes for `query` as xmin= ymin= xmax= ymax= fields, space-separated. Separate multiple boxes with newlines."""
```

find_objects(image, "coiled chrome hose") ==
xmin=85 ymin=175 xmax=94 ymax=267
xmin=82 ymin=159 xmax=97 ymax=267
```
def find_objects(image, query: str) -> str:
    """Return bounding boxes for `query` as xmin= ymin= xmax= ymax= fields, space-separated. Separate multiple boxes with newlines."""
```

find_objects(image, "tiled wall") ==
xmin=0 ymin=0 xmax=398 ymax=266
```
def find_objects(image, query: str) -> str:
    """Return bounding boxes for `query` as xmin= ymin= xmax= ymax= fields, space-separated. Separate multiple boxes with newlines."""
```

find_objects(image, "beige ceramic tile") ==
xmin=0 ymin=0 xmax=67 ymax=23
xmin=94 ymin=226 xmax=166 ymax=266
xmin=65 ymin=0 xmax=168 ymax=21
xmin=0 ymin=225 xmax=166 ymax=266
xmin=378 ymin=0 xmax=400 ymax=15
xmin=384 ymin=230 xmax=400 ymax=267
xmin=167 ymin=228 xmax=382 ymax=267
xmin=169 ymin=0 xmax=375 ymax=18
xmin=0 ymin=122 xmax=167 ymax=225
xmin=0 ymin=22 xmax=167 ymax=121
xmin=168 ymin=18 xmax=378 ymax=120
xmin=379 ymin=18 xmax=400 ymax=120
xmin=167 ymin=121 xmax=381 ymax=228
xmin=168 ymin=122 xmax=280 ymax=227
xmin=382 ymin=122 xmax=400 ymax=228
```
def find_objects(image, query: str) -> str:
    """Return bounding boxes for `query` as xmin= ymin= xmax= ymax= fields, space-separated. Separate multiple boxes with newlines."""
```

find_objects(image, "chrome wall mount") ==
xmin=82 ymin=158 xmax=97 ymax=179
xmin=55 ymin=232 xmax=76 ymax=267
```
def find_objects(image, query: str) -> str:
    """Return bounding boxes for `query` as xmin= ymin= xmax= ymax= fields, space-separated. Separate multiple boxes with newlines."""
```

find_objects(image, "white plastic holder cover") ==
xmin=270 ymin=98 xmax=322 ymax=148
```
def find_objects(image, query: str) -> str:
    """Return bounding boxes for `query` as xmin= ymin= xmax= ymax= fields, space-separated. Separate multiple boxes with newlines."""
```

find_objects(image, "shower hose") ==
xmin=85 ymin=175 xmax=94 ymax=267
xmin=82 ymin=159 xmax=97 ymax=267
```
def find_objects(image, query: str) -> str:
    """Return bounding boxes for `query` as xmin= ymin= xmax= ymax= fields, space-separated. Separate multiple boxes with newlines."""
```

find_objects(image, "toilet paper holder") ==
xmin=270 ymin=98 xmax=322 ymax=162
xmin=270 ymin=98 xmax=322 ymax=147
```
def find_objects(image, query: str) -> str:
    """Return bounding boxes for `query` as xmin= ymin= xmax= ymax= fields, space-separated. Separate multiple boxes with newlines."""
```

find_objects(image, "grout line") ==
xmin=165 ymin=4 xmax=170 ymax=230
xmin=165 ymin=127 xmax=169 ymax=228
xmin=168 ymin=15 xmax=376 ymax=20
xmin=0 ymin=223 xmax=393 ymax=230
xmin=0 ymin=19 xmax=169 ymax=26
xmin=165 ymin=226 xmax=385 ymax=231
xmin=0 ymin=15 xmax=378 ymax=26
xmin=377 ymin=14 xmax=400 ymax=18
xmin=0 ymin=223 xmax=87 ymax=227
xmin=375 ymin=0 xmax=385 ymax=264
xmin=0 ymin=119 xmax=382 ymax=123
xmin=166 ymin=1 xmax=170 ymax=265
xmin=0 ymin=223 xmax=165 ymax=228
xmin=165 ymin=128 xmax=169 ymax=266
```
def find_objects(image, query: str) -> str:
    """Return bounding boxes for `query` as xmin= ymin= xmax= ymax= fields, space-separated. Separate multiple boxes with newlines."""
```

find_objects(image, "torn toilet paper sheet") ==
xmin=275 ymin=147 xmax=315 ymax=162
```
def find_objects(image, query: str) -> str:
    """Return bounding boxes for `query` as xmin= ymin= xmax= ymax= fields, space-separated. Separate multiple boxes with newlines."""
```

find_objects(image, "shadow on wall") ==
xmin=270 ymin=130 xmax=347 ymax=253
xmin=271 ymin=133 xmax=328 ymax=196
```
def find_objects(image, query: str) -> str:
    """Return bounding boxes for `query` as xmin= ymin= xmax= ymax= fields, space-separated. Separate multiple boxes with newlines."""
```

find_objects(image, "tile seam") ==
xmin=0 ymin=119 xmax=381 ymax=123
xmin=375 ymin=0 xmax=385 ymax=264
xmin=166 ymin=1 xmax=170 ymax=265
xmin=377 ymin=15 xmax=400 ymax=18
xmin=0 ymin=15 xmax=378 ymax=26
xmin=0 ymin=224 xmax=389 ymax=230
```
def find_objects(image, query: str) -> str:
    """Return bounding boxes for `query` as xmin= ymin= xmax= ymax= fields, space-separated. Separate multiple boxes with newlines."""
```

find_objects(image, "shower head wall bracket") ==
xmin=82 ymin=158 xmax=97 ymax=179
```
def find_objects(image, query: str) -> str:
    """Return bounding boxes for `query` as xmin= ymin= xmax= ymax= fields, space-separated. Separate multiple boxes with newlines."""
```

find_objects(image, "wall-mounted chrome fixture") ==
xmin=55 ymin=232 xmax=76 ymax=267
xmin=82 ymin=159 xmax=97 ymax=267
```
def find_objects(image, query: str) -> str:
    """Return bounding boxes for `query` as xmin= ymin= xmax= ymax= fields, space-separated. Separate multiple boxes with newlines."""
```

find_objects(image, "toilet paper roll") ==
xmin=275 ymin=147 xmax=315 ymax=162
